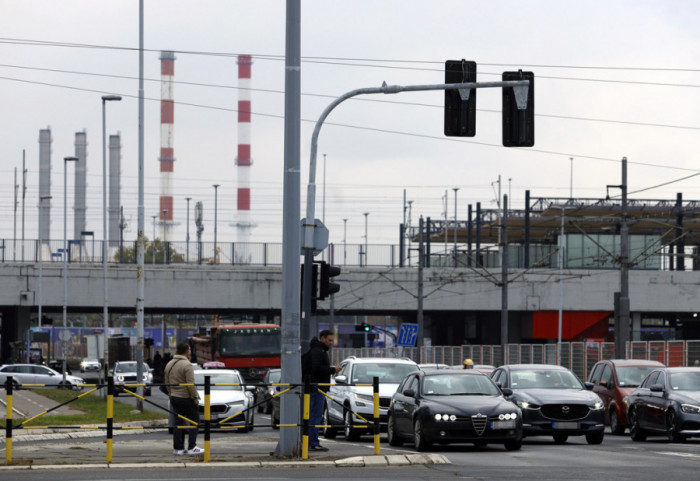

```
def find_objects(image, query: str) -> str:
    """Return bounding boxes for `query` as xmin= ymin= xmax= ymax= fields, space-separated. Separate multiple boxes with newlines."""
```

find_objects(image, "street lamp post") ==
xmin=151 ymin=215 xmax=157 ymax=265
xmin=363 ymin=212 xmax=369 ymax=267
xmin=213 ymin=184 xmax=220 ymax=264
xmin=62 ymin=156 xmax=78 ymax=383
xmin=162 ymin=209 xmax=168 ymax=264
xmin=453 ymin=187 xmax=459 ymax=267
xmin=343 ymin=218 xmax=348 ymax=266
xmin=185 ymin=197 xmax=191 ymax=263
xmin=38 ymin=195 xmax=52 ymax=329
xmin=102 ymin=94 xmax=121 ymax=381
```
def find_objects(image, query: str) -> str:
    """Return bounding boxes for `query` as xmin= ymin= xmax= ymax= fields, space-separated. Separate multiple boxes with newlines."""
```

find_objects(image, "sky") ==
xmin=1 ymin=1 xmax=699 ymax=251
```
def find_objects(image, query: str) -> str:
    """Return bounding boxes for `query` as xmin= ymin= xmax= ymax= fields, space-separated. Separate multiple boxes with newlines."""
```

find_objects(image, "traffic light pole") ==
xmin=301 ymin=78 xmax=532 ymax=345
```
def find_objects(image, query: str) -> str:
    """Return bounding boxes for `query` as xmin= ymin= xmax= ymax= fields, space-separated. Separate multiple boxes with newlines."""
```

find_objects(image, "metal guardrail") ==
xmin=2 ymin=375 xmax=381 ymax=463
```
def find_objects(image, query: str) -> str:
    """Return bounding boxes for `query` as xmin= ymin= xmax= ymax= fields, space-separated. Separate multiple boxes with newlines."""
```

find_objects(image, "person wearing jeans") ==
xmin=164 ymin=342 xmax=203 ymax=455
xmin=306 ymin=330 xmax=341 ymax=451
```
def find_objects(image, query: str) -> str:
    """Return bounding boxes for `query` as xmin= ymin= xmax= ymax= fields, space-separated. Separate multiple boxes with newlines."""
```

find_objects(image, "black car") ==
xmin=387 ymin=369 xmax=523 ymax=451
xmin=627 ymin=367 xmax=700 ymax=443
xmin=491 ymin=364 xmax=605 ymax=444
xmin=256 ymin=368 xmax=281 ymax=414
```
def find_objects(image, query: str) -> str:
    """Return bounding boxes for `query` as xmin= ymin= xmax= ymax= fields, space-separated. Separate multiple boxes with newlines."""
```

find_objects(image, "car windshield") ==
xmin=351 ymin=363 xmax=418 ymax=384
xmin=115 ymin=362 xmax=148 ymax=373
xmin=422 ymin=374 xmax=500 ymax=396
xmin=616 ymin=365 xmax=659 ymax=388
xmin=669 ymin=371 xmax=700 ymax=391
xmin=268 ymin=370 xmax=281 ymax=384
xmin=511 ymin=369 xmax=583 ymax=389
xmin=194 ymin=371 xmax=243 ymax=391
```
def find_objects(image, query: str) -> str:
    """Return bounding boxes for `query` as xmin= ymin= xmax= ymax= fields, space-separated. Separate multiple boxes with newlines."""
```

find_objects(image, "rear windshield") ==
xmin=669 ymin=371 xmax=700 ymax=391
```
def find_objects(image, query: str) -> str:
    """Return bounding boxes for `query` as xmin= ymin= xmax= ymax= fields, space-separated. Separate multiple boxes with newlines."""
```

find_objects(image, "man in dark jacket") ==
xmin=306 ymin=329 xmax=340 ymax=451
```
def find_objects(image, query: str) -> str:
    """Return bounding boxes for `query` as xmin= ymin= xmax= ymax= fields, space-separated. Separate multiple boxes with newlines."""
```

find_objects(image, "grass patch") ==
xmin=11 ymin=389 xmax=167 ymax=427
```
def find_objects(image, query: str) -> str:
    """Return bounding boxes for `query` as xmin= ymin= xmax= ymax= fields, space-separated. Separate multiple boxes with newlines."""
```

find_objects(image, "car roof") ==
xmin=342 ymin=357 xmax=417 ymax=364
xmin=193 ymin=368 xmax=242 ymax=376
xmin=420 ymin=369 xmax=487 ymax=376
xmin=659 ymin=367 xmax=700 ymax=373
xmin=600 ymin=359 xmax=664 ymax=366
xmin=500 ymin=364 xmax=570 ymax=371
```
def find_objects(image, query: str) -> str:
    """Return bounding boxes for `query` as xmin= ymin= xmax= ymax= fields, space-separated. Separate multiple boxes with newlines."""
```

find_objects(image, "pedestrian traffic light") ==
xmin=444 ymin=59 xmax=477 ymax=137
xmin=319 ymin=261 xmax=341 ymax=299
xmin=502 ymin=70 xmax=535 ymax=147
xmin=355 ymin=323 xmax=372 ymax=332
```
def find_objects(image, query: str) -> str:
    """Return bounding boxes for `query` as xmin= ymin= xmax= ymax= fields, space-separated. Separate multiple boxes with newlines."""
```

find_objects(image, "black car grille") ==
xmin=379 ymin=397 xmax=391 ymax=408
xmin=541 ymin=404 xmax=589 ymax=421
xmin=471 ymin=414 xmax=488 ymax=435
xmin=199 ymin=404 xmax=228 ymax=414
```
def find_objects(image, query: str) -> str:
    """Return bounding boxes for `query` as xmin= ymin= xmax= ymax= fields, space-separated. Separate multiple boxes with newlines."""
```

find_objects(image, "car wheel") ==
xmin=413 ymin=419 xmax=431 ymax=452
xmin=504 ymin=438 xmax=522 ymax=451
xmin=553 ymin=433 xmax=568 ymax=444
xmin=628 ymin=408 xmax=647 ymax=441
xmin=387 ymin=414 xmax=403 ymax=447
xmin=246 ymin=410 xmax=255 ymax=432
xmin=58 ymin=380 xmax=71 ymax=389
xmin=344 ymin=408 xmax=360 ymax=441
xmin=586 ymin=431 xmax=604 ymax=445
xmin=666 ymin=410 xmax=685 ymax=443
xmin=610 ymin=409 xmax=625 ymax=435
xmin=322 ymin=406 xmax=337 ymax=439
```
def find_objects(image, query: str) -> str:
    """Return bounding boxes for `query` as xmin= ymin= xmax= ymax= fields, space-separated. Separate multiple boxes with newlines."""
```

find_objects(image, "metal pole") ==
xmin=102 ymin=94 xmax=121 ymax=384
xmin=185 ymin=197 xmax=191 ymax=263
xmin=13 ymin=167 xmax=17 ymax=262
xmin=136 ymin=0 xmax=146 ymax=412
xmin=364 ymin=212 xmax=369 ymax=267
xmin=162 ymin=209 xmax=168 ymax=263
xmin=569 ymin=157 xmax=574 ymax=199
xmin=558 ymin=206 xmax=564 ymax=365
xmin=22 ymin=152 xmax=26 ymax=262
xmin=619 ymin=157 xmax=629 ymax=360
xmin=500 ymin=195 xmax=508 ymax=363
xmin=343 ymin=218 xmax=347 ymax=266
xmin=453 ymin=187 xmax=458 ymax=267
xmin=38 ymin=196 xmax=52 ymax=329
xmin=276 ymin=0 xmax=302 ymax=457
xmin=213 ymin=184 xmax=219 ymax=264
xmin=62 ymin=156 xmax=78 ymax=383
xmin=151 ymin=215 xmax=156 ymax=265
xmin=417 ymin=217 xmax=424 ymax=352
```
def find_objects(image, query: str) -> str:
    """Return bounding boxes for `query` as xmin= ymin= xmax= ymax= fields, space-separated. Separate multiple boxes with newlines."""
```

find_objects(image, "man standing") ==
xmin=306 ymin=329 xmax=341 ymax=452
xmin=164 ymin=342 xmax=203 ymax=455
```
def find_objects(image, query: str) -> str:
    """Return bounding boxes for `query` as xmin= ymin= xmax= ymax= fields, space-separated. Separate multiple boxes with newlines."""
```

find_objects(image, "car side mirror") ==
xmin=403 ymin=389 xmax=415 ymax=398
xmin=501 ymin=387 xmax=513 ymax=397
xmin=599 ymin=380 xmax=608 ymax=388
xmin=245 ymin=385 xmax=256 ymax=392
xmin=650 ymin=384 xmax=664 ymax=393
xmin=334 ymin=375 xmax=347 ymax=384
xmin=584 ymin=382 xmax=595 ymax=391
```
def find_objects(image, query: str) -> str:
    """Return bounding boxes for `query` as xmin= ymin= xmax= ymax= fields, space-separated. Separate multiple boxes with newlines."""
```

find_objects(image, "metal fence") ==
xmin=331 ymin=340 xmax=700 ymax=382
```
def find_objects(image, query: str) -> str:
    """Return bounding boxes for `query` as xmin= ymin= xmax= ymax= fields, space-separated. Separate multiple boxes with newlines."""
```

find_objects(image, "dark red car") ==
xmin=588 ymin=359 xmax=664 ymax=434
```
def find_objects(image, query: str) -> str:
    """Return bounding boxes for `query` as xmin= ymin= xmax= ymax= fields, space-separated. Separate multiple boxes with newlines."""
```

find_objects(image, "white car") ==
xmin=325 ymin=357 xmax=420 ymax=440
xmin=80 ymin=358 xmax=101 ymax=373
xmin=168 ymin=369 xmax=255 ymax=432
xmin=113 ymin=361 xmax=153 ymax=396
xmin=0 ymin=364 xmax=84 ymax=389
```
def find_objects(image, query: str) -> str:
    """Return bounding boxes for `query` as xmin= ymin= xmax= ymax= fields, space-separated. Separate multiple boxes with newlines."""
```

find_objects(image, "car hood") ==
xmin=351 ymin=384 xmax=401 ymax=398
xmin=671 ymin=391 xmax=700 ymax=405
xmin=198 ymin=390 xmax=248 ymax=404
xmin=512 ymin=388 xmax=600 ymax=405
xmin=66 ymin=374 xmax=84 ymax=384
xmin=424 ymin=395 xmax=515 ymax=413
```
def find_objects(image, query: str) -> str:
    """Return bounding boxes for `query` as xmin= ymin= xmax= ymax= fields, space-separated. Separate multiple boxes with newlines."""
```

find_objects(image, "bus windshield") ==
xmin=218 ymin=327 xmax=281 ymax=358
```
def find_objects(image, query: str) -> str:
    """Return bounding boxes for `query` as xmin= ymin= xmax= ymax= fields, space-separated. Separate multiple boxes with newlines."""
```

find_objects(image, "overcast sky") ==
xmin=1 ymin=1 xmax=699 ymax=251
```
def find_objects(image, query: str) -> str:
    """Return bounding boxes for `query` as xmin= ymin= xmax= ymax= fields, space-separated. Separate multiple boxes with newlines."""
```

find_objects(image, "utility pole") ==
xmin=119 ymin=207 xmax=126 ymax=263
xmin=453 ymin=187 xmax=459 ymax=267
xmin=22 ymin=152 xmax=27 ymax=262
xmin=417 ymin=216 xmax=425 ymax=356
xmin=500 ymin=194 xmax=508 ymax=364
xmin=618 ymin=157 xmax=630 ymax=360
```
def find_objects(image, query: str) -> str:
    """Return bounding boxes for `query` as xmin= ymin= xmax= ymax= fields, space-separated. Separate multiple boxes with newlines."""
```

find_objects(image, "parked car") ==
xmin=387 ymin=369 xmax=522 ymax=451
xmin=491 ymin=364 xmax=605 ymax=444
xmin=588 ymin=359 xmax=663 ymax=434
xmin=418 ymin=363 xmax=450 ymax=370
xmin=47 ymin=360 xmax=72 ymax=375
xmin=449 ymin=364 xmax=496 ymax=374
xmin=256 ymin=368 xmax=281 ymax=414
xmin=0 ymin=364 xmax=84 ymax=389
xmin=627 ymin=366 xmax=700 ymax=443
xmin=325 ymin=357 xmax=420 ymax=440
xmin=113 ymin=361 xmax=153 ymax=396
xmin=80 ymin=358 xmax=101 ymax=373
xmin=168 ymin=369 xmax=255 ymax=433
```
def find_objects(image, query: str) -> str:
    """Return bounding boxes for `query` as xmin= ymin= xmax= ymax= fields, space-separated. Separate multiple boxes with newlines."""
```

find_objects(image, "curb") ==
xmin=0 ymin=454 xmax=450 ymax=470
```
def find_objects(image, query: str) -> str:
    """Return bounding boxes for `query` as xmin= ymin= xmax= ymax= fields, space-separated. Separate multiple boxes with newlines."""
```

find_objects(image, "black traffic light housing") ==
xmin=355 ymin=322 xmax=372 ymax=332
xmin=319 ymin=261 xmax=341 ymax=299
xmin=502 ymin=70 xmax=535 ymax=147
xmin=444 ymin=60 xmax=477 ymax=137
xmin=300 ymin=263 xmax=319 ymax=313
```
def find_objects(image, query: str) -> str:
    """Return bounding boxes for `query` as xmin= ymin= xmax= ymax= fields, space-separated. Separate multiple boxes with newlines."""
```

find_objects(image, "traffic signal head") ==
xmin=355 ymin=323 xmax=372 ymax=332
xmin=319 ymin=261 xmax=341 ymax=299
xmin=502 ymin=70 xmax=535 ymax=147
xmin=444 ymin=60 xmax=477 ymax=137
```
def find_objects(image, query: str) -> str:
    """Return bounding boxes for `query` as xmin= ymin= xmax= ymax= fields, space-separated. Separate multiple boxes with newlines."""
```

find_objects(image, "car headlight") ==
xmin=498 ymin=413 xmax=518 ymax=420
xmin=268 ymin=388 xmax=275 ymax=396
xmin=226 ymin=400 xmax=245 ymax=407
xmin=517 ymin=401 xmax=540 ymax=409
xmin=590 ymin=401 xmax=604 ymax=410
xmin=622 ymin=396 xmax=629 ymax=407
xmin=433 ymin=413 xmax=457 ymax=421
xmin=116 ymin=375 xmax=124 ymax=382
xmin=354 ymin=393 xmax=374 ymax=403
xmin=681 ymin=403 xmax=700 ymax=414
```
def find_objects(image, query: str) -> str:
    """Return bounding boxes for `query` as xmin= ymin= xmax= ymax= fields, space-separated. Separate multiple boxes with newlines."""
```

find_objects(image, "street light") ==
xmin=453 ymin=187 xmax=459 ymax=267
xmin=213 ymin=184 xmax=220 ymax=264
xmin=102 ymin=94 xmax=121 ymax=380
xmin=62 ymin=156 xmax=78 ymax=383
xmin=38 ymin=195 xmax=52 ymax=329
xmin=185 ymin=197 xmax=192 ymax=263
xmin=363 ymin=212 xmax=369 ymax=267
xmin=162 ymin=209 xmax=168 ymax=263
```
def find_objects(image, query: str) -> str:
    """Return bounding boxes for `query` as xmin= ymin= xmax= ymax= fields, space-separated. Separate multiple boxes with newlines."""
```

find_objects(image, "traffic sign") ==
xmin=300 ymin=218 xmax=329 ymax=255
xmin=397 ymin=323 xmax=419 ymax=347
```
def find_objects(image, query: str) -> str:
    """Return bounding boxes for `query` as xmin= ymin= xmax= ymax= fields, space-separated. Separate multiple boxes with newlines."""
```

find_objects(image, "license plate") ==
xmin=553 ymin=422 xmax=578 ymax=429
xmin=491 ymin=420 xmax=516 ymax=430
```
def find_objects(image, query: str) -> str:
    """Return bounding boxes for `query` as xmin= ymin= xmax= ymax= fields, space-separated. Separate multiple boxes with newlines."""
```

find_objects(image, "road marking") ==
xmin=658 ymin=451 xmax=700 ymax=459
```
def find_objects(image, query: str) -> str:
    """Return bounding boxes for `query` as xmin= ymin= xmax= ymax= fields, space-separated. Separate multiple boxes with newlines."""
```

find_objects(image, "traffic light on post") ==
xmin=319 ymin=261 xmax=341 ymax=299
xmin=355 ymin=323 xmax=372 ymax=332
xmin=444 ymin=60 xmax=477 ymax=137
xmin=502 ymin=70 xmax=535 ymax=147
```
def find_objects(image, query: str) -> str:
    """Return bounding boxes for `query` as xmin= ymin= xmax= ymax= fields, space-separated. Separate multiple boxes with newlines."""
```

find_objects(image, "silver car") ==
xmin=113 ymin=361 xmax=153 ymax=396
xmin=0 ymin=364 xmax=84 ymax=389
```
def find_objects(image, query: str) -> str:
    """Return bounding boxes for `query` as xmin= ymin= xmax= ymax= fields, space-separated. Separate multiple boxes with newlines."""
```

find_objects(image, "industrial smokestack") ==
xmin=108 ymin=133 xmax=122 ymax=247
xmin=159 ymin=50 xmax=176 ymax=240
xmin=73 ymin=131 xmax=88 ymax=240
xmin=38 ymin=128 xmax=52 ymax=244
xmin=234 ymin=54 xmax=256 ymax=259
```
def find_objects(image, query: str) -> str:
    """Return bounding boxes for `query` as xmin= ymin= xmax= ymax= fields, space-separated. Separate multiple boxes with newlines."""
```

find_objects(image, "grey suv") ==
xmin=113 ymin=361 xmax=153 ymax=396
xmin=325 ymin=357 xmax=419 ymax=440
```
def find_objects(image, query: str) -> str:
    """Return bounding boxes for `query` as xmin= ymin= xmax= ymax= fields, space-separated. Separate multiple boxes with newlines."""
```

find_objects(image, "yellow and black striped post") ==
xmin=373 ymin=376 xmax=380 ymax=455
xmin=106 ymin=376 xmax=114 ymax=463
xmin=302 ymin=377 xmax=310 ymax=460
xmin=5 ymin=377 xmax=13 ymax=464
xmin=204 ymin=375 xmax=210 ymax=462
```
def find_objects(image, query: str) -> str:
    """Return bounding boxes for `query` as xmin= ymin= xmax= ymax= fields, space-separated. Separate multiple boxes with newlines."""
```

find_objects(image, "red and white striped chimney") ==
xmin=235 ymin=54 xmax=255 ymax=249
xmin=159 ymin=50 xmax=176 ymax=240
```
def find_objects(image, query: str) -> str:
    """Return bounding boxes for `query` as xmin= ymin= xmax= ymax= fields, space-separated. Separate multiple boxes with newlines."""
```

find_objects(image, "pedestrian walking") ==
xmin=164 ymin=342 xmax=203 ymax=455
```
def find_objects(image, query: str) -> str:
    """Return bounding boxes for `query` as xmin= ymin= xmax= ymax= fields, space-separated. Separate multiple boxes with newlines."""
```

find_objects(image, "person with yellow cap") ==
xmin=463 ymin=358 xmax=474 ymax=369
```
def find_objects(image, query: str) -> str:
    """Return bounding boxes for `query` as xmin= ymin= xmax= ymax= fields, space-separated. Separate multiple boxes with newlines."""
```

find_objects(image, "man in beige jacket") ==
xmin=165 ymin=342 xmax=203 ymax=455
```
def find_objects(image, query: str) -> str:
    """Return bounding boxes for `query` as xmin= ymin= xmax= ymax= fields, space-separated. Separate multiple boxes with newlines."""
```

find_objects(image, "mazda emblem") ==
xmin=562 ymin=406 xmax=570 ymax=414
